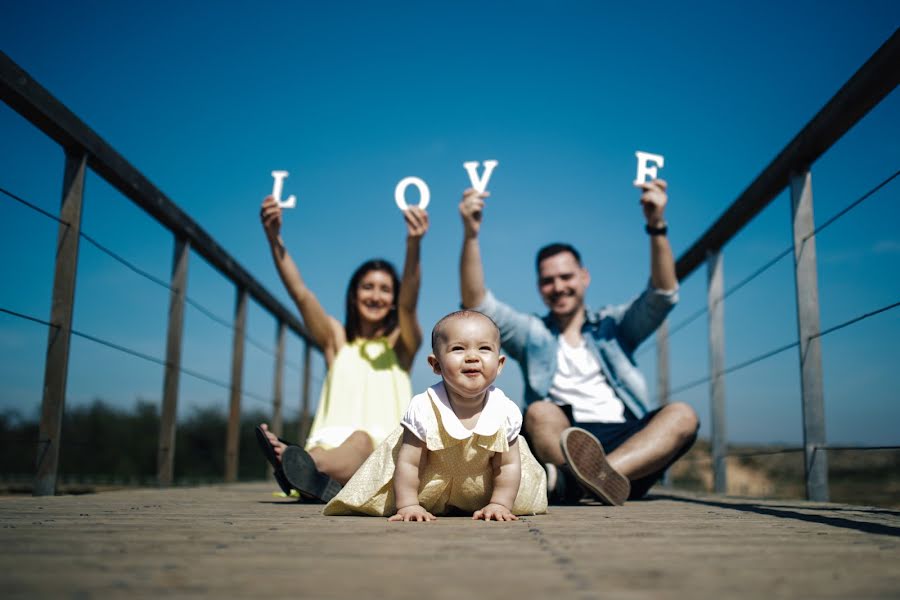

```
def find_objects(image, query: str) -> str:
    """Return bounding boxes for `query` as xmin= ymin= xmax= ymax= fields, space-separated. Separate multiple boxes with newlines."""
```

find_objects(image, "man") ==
xmin=458 ymin=179 xmax=698 ymax=505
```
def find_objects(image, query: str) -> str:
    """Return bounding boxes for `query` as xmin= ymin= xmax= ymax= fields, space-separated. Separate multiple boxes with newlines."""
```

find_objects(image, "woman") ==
xmin=256 ymin=194 xmax=428 ymax=501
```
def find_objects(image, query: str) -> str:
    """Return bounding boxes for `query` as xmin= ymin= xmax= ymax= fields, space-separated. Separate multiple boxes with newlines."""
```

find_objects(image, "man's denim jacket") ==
xmin=473 ymin=286 xmax=678 ymax=419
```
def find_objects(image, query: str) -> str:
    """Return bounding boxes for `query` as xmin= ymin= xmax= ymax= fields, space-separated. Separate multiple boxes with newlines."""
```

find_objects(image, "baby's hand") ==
xmin=473 ymin=503 xmax=518 ymax=521
xmin=388 ymin=505 xmax=437 ymax=522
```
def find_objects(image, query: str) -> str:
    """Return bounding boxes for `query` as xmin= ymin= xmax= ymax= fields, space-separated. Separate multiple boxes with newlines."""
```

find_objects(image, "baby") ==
xmin=323 ymin=310 xmax=547 ymax=520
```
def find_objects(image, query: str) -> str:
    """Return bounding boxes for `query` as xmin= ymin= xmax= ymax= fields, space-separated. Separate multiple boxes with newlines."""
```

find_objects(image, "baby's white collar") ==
xmin=427 ymin=381 xmax=509 ymax=440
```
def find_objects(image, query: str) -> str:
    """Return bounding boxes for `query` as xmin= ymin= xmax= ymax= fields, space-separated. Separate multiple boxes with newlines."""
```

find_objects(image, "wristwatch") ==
xmin=645 ymin=222 xmax=668 ymax=236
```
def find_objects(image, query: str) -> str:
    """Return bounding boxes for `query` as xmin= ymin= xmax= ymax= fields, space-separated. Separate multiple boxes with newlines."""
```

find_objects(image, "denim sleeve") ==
xmin=615 ymin=285 xmax=679 ymax=354
xmin=471 ymin=289 xmax=534 ymax=364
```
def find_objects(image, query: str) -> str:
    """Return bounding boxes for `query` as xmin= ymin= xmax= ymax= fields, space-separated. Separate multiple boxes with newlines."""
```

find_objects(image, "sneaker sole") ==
xmin=281 ymin=446 xmax=342 ymax=503
xmin=560 ymin=427 xmax=630 ymax=506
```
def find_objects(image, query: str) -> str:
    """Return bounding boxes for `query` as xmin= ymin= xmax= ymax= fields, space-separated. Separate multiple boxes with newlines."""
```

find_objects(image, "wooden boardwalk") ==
xmin=1 ymin=483 xmax=898 ymax=599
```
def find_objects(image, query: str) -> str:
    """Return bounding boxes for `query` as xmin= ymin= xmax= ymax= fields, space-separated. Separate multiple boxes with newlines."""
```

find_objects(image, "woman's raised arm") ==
xmin=394 ymin=206 xmax=428 ymax=371
xmin=261 ymin=196 xmax=344 ymax=361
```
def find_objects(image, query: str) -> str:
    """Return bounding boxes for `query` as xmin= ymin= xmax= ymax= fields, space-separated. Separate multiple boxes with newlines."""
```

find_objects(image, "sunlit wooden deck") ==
xmin=1 ymin=483 xmax=898 ymax=599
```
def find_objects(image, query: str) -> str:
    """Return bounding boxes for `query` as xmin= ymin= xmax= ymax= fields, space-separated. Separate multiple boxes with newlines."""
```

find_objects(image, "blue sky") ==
xmin=1 ymin=1 xmax=898 ymax=446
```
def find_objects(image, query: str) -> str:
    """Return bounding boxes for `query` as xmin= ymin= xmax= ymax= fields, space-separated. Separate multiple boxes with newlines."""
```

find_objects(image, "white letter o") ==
xmin=394 ymin=176 xmax=430 ymax=211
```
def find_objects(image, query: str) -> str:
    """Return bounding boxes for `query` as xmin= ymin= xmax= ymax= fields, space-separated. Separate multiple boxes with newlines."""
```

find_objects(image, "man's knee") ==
xmin=664 ymin=402 xmax=699 ymax=441
xmin=524 ymin=401 xmax=569 ymax=432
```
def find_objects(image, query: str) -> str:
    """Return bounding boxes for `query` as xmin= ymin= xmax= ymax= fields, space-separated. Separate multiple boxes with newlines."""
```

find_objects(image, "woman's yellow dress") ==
xmin=323 ymin=382 xmax=548 ymax=516
xmin=304 ymin=337 xmax=412 ymax=451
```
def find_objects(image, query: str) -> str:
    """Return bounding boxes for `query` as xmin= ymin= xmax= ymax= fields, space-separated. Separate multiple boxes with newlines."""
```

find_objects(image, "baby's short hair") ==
xmin=431 ymin=310 xmax=500 ymax=352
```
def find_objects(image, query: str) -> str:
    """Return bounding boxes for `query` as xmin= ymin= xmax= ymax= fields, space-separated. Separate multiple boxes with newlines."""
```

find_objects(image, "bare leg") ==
xmin=524 ymin=402 xmax=571 ymax=465
xmin=308 ymin=430 xmax=374 ymax=485
xmin=606 ymin=402 xmax=698 ymax=480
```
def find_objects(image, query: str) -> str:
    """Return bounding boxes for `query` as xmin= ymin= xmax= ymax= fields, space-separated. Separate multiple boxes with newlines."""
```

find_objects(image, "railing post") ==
xmin=656 ymin=319 xmax=670 ymax=407
xmin=790 ymin=170 xmax=829 ymax=502
xmin=34 ymin=151 xmax=86 ymax=496
xmin=655 ymin=319 xmax=672 ymax=486
xmin=272 ymin=321 xmax=285 ymax=441
xmin=707 ymin=249 xmax=727 ymax=494
xmin=299 ymin=341 xmax=312 ymax=447
xmin=157 ymin=236 xmax=189 ymax=487
xmin=225 ymin=288 xmax=248 ymax=483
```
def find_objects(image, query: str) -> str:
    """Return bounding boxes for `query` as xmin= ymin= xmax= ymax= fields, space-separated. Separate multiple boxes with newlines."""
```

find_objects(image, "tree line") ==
xmin=0 ymin=399 xmax=297 ymax=484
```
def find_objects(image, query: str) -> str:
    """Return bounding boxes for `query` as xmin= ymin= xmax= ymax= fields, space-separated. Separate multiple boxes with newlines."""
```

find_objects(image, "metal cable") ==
xmin=637 ymin=170 xmax=898 ymax=358
xmin=0 ymin=186 xmax=69 ymax=226
xmin=2 ymin=186 xmax=292 ymax=362
xmin=804 ymin=169 xmax=899 ymax=241
xmin=0 ymin=305 xmax=272 ymax=406
xmin=669 ymin=298 xmax=900 ymax=395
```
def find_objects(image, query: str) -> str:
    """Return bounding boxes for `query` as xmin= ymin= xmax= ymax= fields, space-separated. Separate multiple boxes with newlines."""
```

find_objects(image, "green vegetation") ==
xmin=670 ymin=440 xmax=900 ymax=509
xmin=3 ymin=403 xmax=897 ymax=508
xmin=0 ymin=399 xmax=298 ymax=487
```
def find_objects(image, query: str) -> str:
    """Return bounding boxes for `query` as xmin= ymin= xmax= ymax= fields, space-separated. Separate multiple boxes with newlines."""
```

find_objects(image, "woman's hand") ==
xmin=472 ymin=503 xmax=518 ymax=521
xmin=404 ymin=206 xmax=429 ymax=240
xmin=389 ymin=504 xmax=437 ymax=522
xmin=260 ymin=196 xmax=283 ymax=240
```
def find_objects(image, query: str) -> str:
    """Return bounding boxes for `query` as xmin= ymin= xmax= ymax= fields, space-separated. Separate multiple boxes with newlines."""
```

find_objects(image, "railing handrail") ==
xmin=675 ymin=29 xmax=899 ymax=281
xmin=0 ymin=50 xmax=317 ymax=349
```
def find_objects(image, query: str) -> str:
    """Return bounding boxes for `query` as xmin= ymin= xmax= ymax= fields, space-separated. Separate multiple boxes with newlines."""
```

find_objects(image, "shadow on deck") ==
xmin=1 ymin=483 xmax=898 ymax=599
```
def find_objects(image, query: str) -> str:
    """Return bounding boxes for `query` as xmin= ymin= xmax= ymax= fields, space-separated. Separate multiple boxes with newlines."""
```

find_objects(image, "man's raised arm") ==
xmin=638 ymin=179 xmax=677 ymax=292
xmin=459 ymin=188 xmax=490 ymax=308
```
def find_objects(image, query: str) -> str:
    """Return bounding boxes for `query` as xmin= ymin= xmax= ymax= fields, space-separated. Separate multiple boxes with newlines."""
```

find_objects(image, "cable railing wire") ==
xmin=1 ymin=185 xmax=304 ymax=368
xmin=0 ymin=185 xmax=68 ymax=226
xmin=669 ymin=297 xmax=900 ymax=396
xmin=635 ymin=170 xmax=898 ymax=359
xmin=80 ymin=233 xmax=284 ymax=363
xmin=671 ymin=444 xmax=899 ymax=462
xmin=804 ymin=169 xmax=899 ymax=241
xmin=79 ymin=230 xmax=173 ymax=290
xmin=0 ymin=305 xmax=273 ymax=407
xmin=811 ymin=301 xmax=900 ymax=340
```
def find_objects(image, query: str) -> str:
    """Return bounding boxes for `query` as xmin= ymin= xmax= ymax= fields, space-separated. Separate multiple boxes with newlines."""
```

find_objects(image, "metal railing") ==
xmin=653 ymin=29 xmax=900 ymax=501
xmin=0 ymin=51 xmax=322 ymax=496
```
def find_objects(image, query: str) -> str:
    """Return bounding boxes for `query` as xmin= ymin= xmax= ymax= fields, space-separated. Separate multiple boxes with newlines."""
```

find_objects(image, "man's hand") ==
xmin=404 ymin=206 xmax=429 ymax=240
xmin=472 ymin=503 xmax=518 ymax=521
xmin=636 ymin=178 xmax=668 ymax=228
xmin=389 ymin=504 xmax=437 ymax=522
xmin=459 ymin=188 xmax=489 ymax=238
xmin=260 ymin=196 xmax=283 ymax=240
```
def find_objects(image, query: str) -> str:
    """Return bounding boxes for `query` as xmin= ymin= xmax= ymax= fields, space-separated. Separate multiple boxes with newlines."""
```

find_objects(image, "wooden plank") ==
xmin=675 ymin=30 xmax=900 ymax=281
xmin=0 ymin=51 xmax=318 ymax=350
xmin=34 ymin=152 xmax=86 ymax=497
xmin=706 ymin=250 xmax=727 ymax=494
xmin=299 ymin=342 xmax=312 ymax=446
xmin=1 ymin=484 xmax=898 ymax=599
xmin=790 ymin=170 xmax=829 ymax=502
xmin=225 ymin=288 xmax=248 ymax=483
xmin=156 ymin=236 xmax=190 ymax=487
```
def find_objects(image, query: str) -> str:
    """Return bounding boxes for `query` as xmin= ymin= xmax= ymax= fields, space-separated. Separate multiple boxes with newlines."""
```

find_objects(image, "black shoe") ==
xmin=281 ymin=446 xmax=343 ymax=503
xmin=254 ymin=425 xmax=293 ymax=496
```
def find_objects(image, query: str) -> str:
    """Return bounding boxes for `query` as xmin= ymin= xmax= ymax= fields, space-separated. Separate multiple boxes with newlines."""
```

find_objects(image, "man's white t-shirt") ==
xmin=548 ymin=335 xmax=626 ymax=423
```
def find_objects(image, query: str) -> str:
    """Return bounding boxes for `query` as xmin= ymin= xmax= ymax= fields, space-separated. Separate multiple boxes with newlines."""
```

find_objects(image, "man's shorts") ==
xmin=560 ymin=404 xmax=697 ymax=500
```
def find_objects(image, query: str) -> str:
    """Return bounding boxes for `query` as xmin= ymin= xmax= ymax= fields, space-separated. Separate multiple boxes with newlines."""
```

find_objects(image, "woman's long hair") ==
xmin=344 ymin=259 xmax=401 ymax=342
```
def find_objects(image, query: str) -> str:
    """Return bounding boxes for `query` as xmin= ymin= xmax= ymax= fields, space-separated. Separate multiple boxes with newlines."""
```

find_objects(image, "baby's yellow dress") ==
xmin=323 ymin=382 xmax=548 ymax=516
xmin=304 ymin=337 xmax=412 ymax=451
